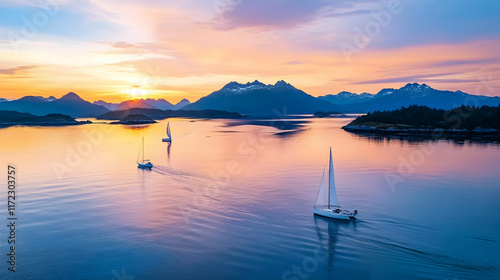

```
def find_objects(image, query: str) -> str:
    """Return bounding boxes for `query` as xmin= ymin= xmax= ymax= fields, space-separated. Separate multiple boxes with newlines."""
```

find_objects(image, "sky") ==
xmin=0 ymin=0 xmax=499 ymax=103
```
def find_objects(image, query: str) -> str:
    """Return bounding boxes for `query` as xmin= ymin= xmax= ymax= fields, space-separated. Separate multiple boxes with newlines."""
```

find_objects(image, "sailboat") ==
xmin=137 ymin=137 xmax=153 ymax=169
xmin=162 ymin=122 xmax=172 ymax=142
xmin=314 ymin=148 xmax=357 ymax=220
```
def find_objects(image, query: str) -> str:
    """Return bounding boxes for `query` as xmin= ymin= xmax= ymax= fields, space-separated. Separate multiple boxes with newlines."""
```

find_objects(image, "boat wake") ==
xmin=151 ymin=165 xmax=195 ymax=177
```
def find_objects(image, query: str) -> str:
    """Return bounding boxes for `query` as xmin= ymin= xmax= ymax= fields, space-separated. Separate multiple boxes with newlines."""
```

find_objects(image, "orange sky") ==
xmin=1 ymin=0 xmax=499 ymax=103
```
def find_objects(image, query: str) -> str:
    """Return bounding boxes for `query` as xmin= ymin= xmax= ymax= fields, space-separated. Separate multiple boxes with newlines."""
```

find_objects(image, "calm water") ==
xmin=0 ymin=117 xmax=499 ymax=280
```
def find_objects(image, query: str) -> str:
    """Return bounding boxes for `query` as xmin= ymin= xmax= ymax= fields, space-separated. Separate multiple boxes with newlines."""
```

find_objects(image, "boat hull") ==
xmin=138 ymin=162 xmax=153 ymax=169
xmin=314 ymin=208 xmax=355 ymax=221
xmin=162 ymin=138 xmax=171 ymax=142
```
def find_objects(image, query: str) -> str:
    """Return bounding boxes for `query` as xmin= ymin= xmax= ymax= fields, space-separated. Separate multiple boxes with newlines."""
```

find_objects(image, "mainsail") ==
xmin=328 ymin=148 xmax=339 ymax=207
xmin=166 ymin=122 xmax=172 ymax=139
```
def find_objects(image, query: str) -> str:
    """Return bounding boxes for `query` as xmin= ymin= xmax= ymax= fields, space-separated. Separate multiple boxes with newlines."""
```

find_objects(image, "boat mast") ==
xmin=142 ymin=137 xmax=145 ymax=163
xmin=328 ymin=147 xmax=331 ymax=209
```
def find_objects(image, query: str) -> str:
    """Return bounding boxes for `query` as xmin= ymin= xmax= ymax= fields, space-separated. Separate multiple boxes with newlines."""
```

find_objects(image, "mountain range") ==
xmin=320 ymin=83 xmax=500 ymax=112
xmin=0 ymin=93 xmax=192 ymax=118
xmin=1 ymin=81 xmax=499 ymax=117
xmin=319 ymin=91 xmax=375 ymax=104
xmin=184 ymin=80 xmax=339 ymax=114
xmin=184 ymin=81 xmax=500 ymax=114
xmin=0 ymin=92 xmax=108 ymax=118
xmin=93 ymin=98 xmax=191 ymax=111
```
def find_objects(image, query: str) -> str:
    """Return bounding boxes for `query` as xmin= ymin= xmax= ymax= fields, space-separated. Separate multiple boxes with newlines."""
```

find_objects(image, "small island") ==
xmin=110 ymin=114 xmax=157 ymax=125
xmin=342 ymin=105 xmax=500 ymax=139
xmin=0 ymin=110 xmax=91 ymax=127
xmin=313 ymin=111 xmax=346 ymax=118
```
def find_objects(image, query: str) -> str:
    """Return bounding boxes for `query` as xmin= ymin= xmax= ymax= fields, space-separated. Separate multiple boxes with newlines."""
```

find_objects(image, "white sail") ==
xmin=328 ymin=148 xmax=340 ymax=207
xmin=137 ymin=137 xmax=145 ymax=163
xmin=315 ymin=167 xmax=328 ymax=208
xmin=166 ymin=122 xmax=172 ymax=139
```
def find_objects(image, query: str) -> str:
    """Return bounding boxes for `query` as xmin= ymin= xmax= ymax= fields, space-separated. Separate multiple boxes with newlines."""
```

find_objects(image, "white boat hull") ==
xmin=162 ymin=138 xmax=171 ymax=142
xmin=314 ymin=207 xmax=356 ymax=221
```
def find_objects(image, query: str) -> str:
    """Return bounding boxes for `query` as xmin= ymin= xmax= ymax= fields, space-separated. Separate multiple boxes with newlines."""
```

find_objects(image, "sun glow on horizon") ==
xmin=124 ymin=88 xmax=149 ymax=99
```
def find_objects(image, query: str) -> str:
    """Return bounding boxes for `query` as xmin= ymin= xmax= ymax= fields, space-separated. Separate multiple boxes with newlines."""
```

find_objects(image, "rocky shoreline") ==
xmin=342 ymin=124 xmax=500 ymax=139
xmin=0 ymin=120 xmax=90 ymax=127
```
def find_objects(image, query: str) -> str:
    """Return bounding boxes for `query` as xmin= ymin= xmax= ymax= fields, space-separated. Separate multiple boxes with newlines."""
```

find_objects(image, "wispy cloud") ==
xmin=355 ymin=72 xmax=465 ymax=84
xmin=429 ymin=58 xmax=500 ymax=68
xmin=100 ymin=41 xmax=175 ymax=57
xmin=0 ymin=65 xmax=38 ymax=75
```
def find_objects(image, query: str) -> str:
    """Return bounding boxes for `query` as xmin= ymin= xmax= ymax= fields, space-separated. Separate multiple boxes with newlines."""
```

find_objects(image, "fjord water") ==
xmin=1 ymin=118 xmax=499 ymax=280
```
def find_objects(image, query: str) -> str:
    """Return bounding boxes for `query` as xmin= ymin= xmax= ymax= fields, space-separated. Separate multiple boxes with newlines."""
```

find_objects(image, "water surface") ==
xmin=0 ymin=117 xmax=499 ymax=280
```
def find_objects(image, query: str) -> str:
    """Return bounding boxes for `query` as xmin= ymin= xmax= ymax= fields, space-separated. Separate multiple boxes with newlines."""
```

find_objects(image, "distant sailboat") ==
xmin=137 ymin=137 xmax=153 ymax=169
xmin=162 ymin=122 xmax=172 ymax=142
xmin=314 ymin=148 xmax=357 ymax=220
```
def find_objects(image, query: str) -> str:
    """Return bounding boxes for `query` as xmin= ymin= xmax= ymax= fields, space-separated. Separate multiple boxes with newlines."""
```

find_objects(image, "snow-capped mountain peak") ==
xmin=222 ymin=80 xmax=267 ymax=93
xmin=220 ymin=80 xmax=296 ymax=94
xmin=400 ymin=83 xmax=433 ymax=93
xmin=337 ymin=91 xmax=358 ymax=98
xmin=375 ymin=88 xmax=395 ymax=97
xmin=359 ymin=92 xmax=375 ymax=98
xmin=274 ymin=80 xmax=296 ymax=90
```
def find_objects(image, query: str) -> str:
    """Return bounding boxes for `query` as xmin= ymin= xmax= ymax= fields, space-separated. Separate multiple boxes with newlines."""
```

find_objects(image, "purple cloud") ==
xmin=429 ymin=58 xmax=500 ymax=68
xmin=214 ymin=0 xmax=379 ymax=29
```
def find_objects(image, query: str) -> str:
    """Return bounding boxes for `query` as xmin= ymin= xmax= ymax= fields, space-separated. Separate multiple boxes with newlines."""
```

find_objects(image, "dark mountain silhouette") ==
xmin=116 ymin=99 xmax=156 ymax=110
xmin=93 ymin=100 xmax=118 ymax=111
xmin=143 ymin=98 xmax=174 ymax=110
xmin=93 ymin=98 xmax=187 ymax=110
xmin=184 ymin=80 xmax=339 ymax=114
xmin=173 ymin=99 xmax=191 ymax=110
xmin=320 ymin=83 xmax=500 ymax=113
xmin=58 ymin=92 xmax=83 ymax=102
xmin=27 ymin=95 xmax=57 ymax=102
xmin=0 ymin=92 xmax=109 ymax=117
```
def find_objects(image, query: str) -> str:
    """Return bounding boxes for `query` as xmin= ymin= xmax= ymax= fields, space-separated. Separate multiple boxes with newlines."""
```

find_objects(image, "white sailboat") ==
xmin=314 ymin=148 xmax=357 ymax=220
xmin=162 ymin=122 xmax=172 ymax=142
xmin=137 ymin=137 xmax=153 ymax=169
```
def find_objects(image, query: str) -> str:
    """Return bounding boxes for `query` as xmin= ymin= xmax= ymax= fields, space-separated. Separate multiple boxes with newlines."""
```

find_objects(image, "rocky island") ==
xmin=342 ymin=105 xmax=500 ymax=140
xmin=313 ymin=111 xmax=347 ymax=118
xmin=110 ymin=114 xmax=157 ymax=125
